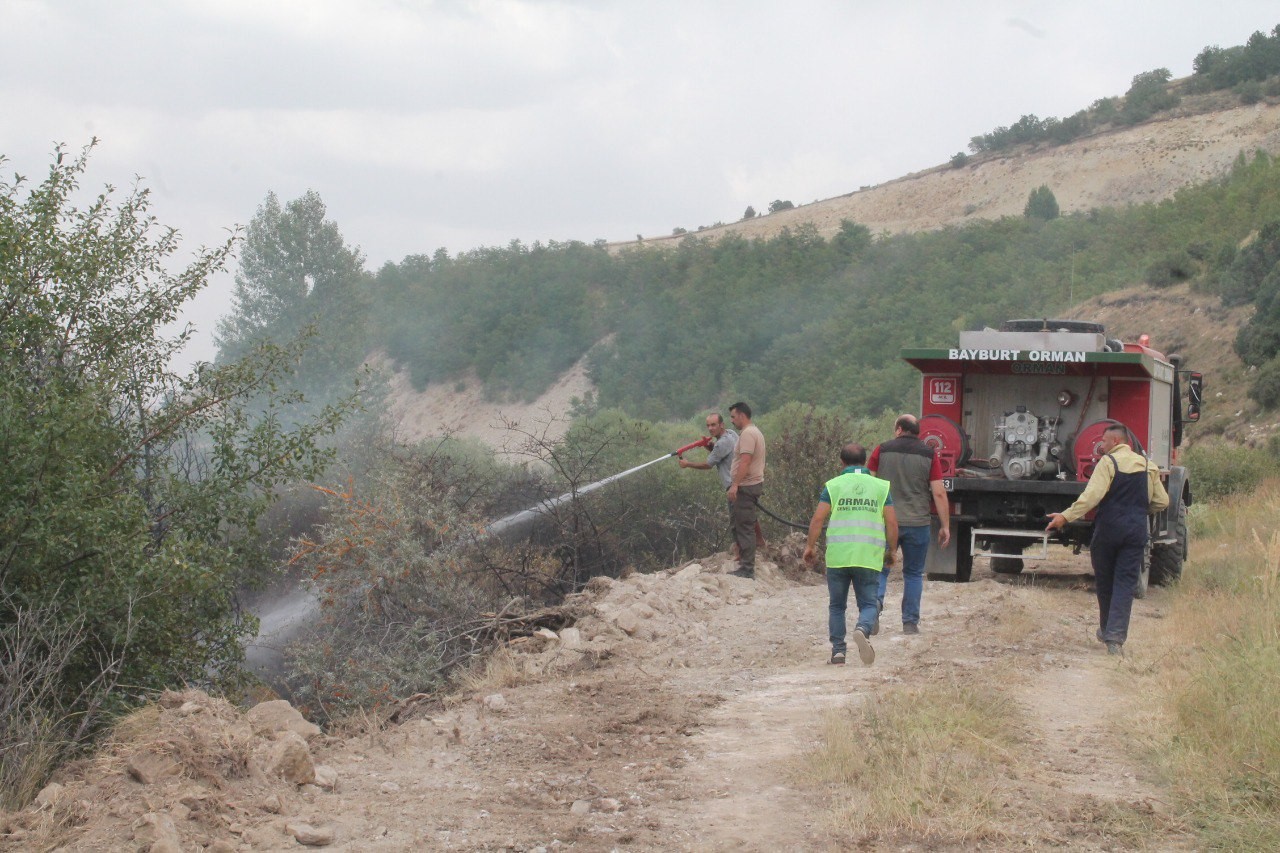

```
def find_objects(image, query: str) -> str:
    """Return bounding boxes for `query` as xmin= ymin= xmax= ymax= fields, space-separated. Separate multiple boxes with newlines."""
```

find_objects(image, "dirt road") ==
xmin=8 ymin=539 xmax=1199 ymax=851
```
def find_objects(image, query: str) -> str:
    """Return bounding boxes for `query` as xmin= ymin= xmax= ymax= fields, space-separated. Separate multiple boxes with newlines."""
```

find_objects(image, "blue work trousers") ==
xmin=1091 ymin=522 xmax=1147 ymax=644
xmin=878 ymin=524 xmax=929 ymax=626
xmin=827 ymin=566 xmax=882 ymax=654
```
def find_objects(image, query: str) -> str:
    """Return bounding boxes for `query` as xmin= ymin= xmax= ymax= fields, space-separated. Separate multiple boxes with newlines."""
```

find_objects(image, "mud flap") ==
xmin=925 ymin=518 xmax=971 ymax=582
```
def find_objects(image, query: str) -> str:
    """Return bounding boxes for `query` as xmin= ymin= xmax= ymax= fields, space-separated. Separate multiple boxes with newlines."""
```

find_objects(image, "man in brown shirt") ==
xmin=727 ymin=401 xmax=766 ymax=579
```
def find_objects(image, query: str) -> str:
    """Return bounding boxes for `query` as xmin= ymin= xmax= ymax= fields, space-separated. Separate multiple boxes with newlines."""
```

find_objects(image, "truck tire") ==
xmin=1150 ymin=498 xmax=1187 ymax=587
xmin=990 ymin=540 xmax=1023 ymax=575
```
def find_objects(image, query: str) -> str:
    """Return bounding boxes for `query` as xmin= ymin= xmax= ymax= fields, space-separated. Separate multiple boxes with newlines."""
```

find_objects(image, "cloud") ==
xmin=4 ymin=0 xmax=1279 ymax=369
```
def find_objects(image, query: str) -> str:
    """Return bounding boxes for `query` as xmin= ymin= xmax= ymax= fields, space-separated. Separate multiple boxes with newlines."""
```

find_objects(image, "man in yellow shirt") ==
xmin=1046 ymin=423 xmax=1169 ymax=655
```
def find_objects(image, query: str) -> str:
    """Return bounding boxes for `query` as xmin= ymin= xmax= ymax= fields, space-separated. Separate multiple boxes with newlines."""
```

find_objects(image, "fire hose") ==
xmin=673 ymin=437 xmax=809 ymax=530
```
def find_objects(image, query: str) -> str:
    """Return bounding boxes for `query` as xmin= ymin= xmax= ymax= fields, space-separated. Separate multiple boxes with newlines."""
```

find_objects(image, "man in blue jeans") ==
xmin=803 ymin=443 xmax=899 ymax=665
xmin=869 ymin=415 xmax=951 ymax=634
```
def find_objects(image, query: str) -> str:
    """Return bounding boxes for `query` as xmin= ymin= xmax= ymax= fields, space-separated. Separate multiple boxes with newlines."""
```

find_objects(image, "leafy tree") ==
xmin=833 ymin=219 xmax=872 ymax=258
xmin=1120 ymin=68 xmax=1179 ymax=124
xmin=215 ymin=190 xmax=370 ymax=393
xmin=0 ymin=143 xmax=353 ymax=802
xmin=743 ymin=205 xmax=757 ymax=219
xmin=768 ymin=199 xmax=795 ymax=213
xmin=950 ymin=152 xmax=969 ymax=168
xmin=1090 ymin=96 xmax=1119 ymax=124
xmin=1024 ymin=185 xmax=1060 ymax=220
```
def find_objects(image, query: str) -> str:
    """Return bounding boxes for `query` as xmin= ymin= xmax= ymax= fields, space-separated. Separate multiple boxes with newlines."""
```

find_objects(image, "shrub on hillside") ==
xmin=1248 ymin=355 xmax=1280 ymax=409
xmin=1023 ymin=185 xmax=1060 ymax=220
xmin=1236 ymin=79 xmax=1264 ymax=105
xmin=1145 ymin=251 xmax=1197 ymax=288
xmin=1183 ymin=440 xmax=1280 ymax=500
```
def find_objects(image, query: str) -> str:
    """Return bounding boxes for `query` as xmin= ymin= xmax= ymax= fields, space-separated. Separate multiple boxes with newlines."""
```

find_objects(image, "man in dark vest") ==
xmin=803 ymin=443 xmax=899 ymax=665
xmin=1046 ymin=422 xmax=1169 ymax=655
xmin=869 ymin=414 xmax=951 ymax=635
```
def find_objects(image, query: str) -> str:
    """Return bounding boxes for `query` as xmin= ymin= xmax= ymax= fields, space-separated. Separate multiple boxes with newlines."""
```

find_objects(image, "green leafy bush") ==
xmin=1 ymin=143 xmax=353 ymax=803
xmin=1145 ymin=251 xmax=1197 ymax=288
xmin=1024 ymin=185 xmax=1060 ymax=220
xmin=1184 ymin=440 xmax=1280 ymax=500
xmin=1248 ymin=356 xmax=1280 ymax=409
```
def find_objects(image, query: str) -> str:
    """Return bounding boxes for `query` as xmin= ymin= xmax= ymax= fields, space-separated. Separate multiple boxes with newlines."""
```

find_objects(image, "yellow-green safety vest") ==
xmin=823 ymin=471 xmax=890 ymax=570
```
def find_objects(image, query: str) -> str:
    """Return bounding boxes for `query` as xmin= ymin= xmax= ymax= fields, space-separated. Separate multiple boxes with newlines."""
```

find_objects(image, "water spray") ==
xmin=484 ymin=436 xmax=714 ymax=539
xmin=249 ymin=436 xmax=720 ymax=677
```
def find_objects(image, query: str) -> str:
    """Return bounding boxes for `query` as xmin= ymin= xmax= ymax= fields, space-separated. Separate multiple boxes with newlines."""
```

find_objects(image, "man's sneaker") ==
xmin=729 ymin=567 xmax=754 ymax=579
xmin=1106 ymin=641 xmax=1124 ymax=656
xmin=829 ymin=650 xmax=846 ymax=665
xmin=902 ymin=622 xmax=920 ymax=635
xmin=851 ymin=628 xmax=875 ymax=665
xmin=1096 ymin=628 xmax=1106 ymax=643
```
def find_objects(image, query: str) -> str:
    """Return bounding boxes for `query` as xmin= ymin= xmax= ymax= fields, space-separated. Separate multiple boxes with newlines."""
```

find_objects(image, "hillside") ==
xmin=387 ymin=97 xmax=1280 ymax=447
xmin=626 ymin=95 xmax=1280 ymax=248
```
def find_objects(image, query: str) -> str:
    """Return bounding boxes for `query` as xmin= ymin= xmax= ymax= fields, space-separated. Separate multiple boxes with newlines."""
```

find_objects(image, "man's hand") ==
xmin=937 ymin=527 xmax=951 ymax=548
xmin=727 ymin=484 xmax=738 ymax=502
xmin=678 ymin=458 xmax=690 ymax=468
xmin=884 ymin=548 xmax=897 ymax=567
xmin=1045 ymin=512 xmax=1067 ymax=531
xmin=802 ymin=545 xmax=817 ymax=566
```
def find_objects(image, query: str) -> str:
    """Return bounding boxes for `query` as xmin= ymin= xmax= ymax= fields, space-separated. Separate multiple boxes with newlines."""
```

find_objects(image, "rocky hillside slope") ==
xmin=627 ymin=95 xmax=1280 ymax=248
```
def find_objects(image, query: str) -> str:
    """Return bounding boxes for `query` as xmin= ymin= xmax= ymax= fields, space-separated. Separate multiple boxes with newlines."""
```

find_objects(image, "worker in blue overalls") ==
xmin=1046 ymin=422 xmax=1169 ymax=655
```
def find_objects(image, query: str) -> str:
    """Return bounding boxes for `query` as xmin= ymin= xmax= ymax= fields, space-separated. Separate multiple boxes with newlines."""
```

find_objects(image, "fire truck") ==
xmin=904 ymin=319 xmax=1203 ymax=596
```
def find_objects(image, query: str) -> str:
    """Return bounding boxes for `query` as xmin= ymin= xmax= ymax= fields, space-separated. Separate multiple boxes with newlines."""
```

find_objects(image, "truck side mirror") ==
xmin=1186 ymin=372 xmax=1203 ymax=422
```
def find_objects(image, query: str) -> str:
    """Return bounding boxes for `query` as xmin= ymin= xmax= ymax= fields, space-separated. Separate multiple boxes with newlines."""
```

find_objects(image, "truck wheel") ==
xmin=990 ymin=540 xmax=1023 ymax=575
xmin=1150 ymin=498 xmax=1187 ymax=587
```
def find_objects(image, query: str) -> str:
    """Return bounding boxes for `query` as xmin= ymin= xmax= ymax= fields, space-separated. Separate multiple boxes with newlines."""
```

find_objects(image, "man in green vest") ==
xmin=803 ymin=443 xmax=899 ymax=665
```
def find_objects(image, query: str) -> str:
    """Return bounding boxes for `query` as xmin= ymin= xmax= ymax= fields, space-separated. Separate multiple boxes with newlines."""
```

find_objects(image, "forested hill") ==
xmin=215 ymin=29 xmax=1280 ymax=427
xmin=368 ymin=151 xmax=1280 ymax=424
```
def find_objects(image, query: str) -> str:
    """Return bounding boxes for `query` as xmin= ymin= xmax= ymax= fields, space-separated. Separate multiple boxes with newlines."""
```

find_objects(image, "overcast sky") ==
xmin=3 ymin=1 xmax=1277 ymax=365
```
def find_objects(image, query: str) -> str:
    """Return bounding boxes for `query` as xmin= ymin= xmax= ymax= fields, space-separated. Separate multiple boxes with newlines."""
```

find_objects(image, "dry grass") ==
xmin=797 ymin=677 xmax=1029 ymax=844
xmin=1136 ymin=480 xmax=1280 ymax=849
xmin=453 ymin=646 xmax=535 ymax=693
xmin=989 ymin=593 xmax=1043 ymax=646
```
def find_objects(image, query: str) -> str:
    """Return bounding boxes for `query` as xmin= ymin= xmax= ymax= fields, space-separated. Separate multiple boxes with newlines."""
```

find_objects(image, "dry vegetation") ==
xmin=1136 ymin=483 xmax=1280 ymax=849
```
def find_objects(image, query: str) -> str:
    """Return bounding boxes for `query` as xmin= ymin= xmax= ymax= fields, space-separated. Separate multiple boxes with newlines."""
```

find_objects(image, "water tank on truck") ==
xmin=900 ymin=319 xmax=1202 ymax=596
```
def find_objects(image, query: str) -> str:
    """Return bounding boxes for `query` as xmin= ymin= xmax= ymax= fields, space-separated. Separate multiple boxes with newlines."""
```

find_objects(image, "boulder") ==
xmin=254 ymin=730 xmax=316 ymax=785
xmin=246 ymin=699 xmax=321 ymax=739
xmin=126 ymin=750 xmax=182 ymax=785
xmin=286 ymin=821 xmax=335 ymax=846
xmin=136 ymin=812 xmax=182 ymax=852
xmin=33 ymin=782 xmax=64 ymax=808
